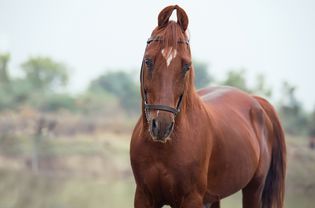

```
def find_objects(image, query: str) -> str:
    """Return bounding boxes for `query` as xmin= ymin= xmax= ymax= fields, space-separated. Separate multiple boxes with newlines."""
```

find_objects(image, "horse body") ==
xmin=201 ymin=86 xmax=269 ymax=201
xmin=130 ymin=5 xmax=286 ymax=208
xmin=131 ymin=86 xmax=279 ymax=207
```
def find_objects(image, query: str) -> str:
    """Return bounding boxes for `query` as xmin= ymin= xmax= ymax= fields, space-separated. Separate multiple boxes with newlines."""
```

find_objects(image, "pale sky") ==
xmin=0 ymin=0 xmax=314 ymax=109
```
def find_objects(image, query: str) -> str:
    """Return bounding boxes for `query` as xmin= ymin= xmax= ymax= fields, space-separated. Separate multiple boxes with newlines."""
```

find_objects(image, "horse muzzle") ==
xmin=149 ymin=117 xmax=174 ymax=142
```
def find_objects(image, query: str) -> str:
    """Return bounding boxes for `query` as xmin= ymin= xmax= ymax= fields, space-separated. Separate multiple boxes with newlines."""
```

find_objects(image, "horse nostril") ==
xmin=152 ymin=119 xmax=158 ymax=129
xmin=151 ymin=119 xmax=159 ymax=136
xmin=166 ymin=122 xmax=174 ymax=135
xmin=150 ymin=119 xmax=174 ymax=140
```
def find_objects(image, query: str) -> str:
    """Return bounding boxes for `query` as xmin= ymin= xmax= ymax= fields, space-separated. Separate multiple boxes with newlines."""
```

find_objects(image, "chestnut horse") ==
xmin=130 ymin=5 xmax=286 ymax=208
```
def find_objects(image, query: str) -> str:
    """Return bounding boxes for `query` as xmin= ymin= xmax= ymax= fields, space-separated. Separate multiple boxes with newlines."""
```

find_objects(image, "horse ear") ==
xmin=158 ymin=5 xmax=176 ymax=28
xmin=175 ymin=5 xmax=189 ymax=32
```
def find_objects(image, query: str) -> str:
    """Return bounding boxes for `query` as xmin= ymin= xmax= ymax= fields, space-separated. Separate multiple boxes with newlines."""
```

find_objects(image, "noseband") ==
xmin=140 ymin=36 xmax=189 ymax=119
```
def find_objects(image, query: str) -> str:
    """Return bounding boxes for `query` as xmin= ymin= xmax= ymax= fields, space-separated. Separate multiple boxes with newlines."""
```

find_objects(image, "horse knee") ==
xmin=210 ymin=201 xmax=220 ymax=208
xmin=134 ymin=187 xmax=153 ymax=208
xmin=181 ymin=193 xmax=203 ymax=208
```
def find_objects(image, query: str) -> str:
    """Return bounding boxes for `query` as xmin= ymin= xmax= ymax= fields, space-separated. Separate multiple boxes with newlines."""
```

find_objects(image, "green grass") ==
xmin=0 ymin=169 xmax=135 ymax=208
xmin=0 ymin=134 xmax=315 ymax=208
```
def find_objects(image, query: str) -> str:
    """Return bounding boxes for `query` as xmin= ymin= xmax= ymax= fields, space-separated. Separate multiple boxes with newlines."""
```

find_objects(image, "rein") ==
xmin=140 ymin=36 xmax=189 ymax=120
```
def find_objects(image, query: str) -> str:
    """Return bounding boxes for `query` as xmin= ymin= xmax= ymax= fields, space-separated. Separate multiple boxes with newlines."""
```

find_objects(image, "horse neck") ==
xmin=177 ymin=89 xmax=204 ymax=123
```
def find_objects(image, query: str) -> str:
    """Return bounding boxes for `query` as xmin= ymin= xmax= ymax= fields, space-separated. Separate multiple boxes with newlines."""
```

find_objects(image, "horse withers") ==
xmin=130 ymin=5 xmax=286 ymax=208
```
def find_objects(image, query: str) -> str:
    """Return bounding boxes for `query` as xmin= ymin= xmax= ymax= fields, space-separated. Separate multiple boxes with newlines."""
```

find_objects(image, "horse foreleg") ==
xmin=181 ymin=192 xmax=204 ymax=208
xmin=134 ymin=186 xmax=157 ymax=208
xmin=210 ymin=201 xmax=220 ymax=208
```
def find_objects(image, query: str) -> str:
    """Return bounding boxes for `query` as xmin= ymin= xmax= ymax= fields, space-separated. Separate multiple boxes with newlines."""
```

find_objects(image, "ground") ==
xmin=0 ymin=133 xmax=314 ymax=208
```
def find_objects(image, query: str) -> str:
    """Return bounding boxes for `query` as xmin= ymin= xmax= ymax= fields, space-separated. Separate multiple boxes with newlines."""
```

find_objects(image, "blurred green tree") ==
xmin=0 ymin=53 xmax=10 ymax=85
xmin=253 ymin=73 xmax=272 ymax=98
xmin=0 ymin=79 xmax=34 ymax=110
xmin=221 ymin=68 xmax=249 ymax=92
xmin=308 ymin=107 xmax=315 ymax=137
xmin=34 ymin=93 xmax=76 ymax=112
xmin=89 ymin=71 xmax=140 ymax=114
xmin=21 ymin=56 xmax=68 ymax=91
xmin=76 ymin=91 xmax=118 ymax=115
xmin=193 ymin=61 xmax=213 ymax=89
xmin=0 ymin=53 xmax=34 ymax=110
xmin=220 ymin=69 xmax=272 ymax=98
xmin=278 ymin=81 xmax=308 ymax=135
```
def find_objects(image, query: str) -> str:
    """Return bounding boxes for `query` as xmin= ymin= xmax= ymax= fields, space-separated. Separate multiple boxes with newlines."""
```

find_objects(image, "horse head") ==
xmin=141 ymin=5 xmax=194 ymax=142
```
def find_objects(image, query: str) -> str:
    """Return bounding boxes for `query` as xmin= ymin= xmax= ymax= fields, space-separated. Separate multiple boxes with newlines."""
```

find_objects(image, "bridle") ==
xmin=140 ymin=36 xmax=190 ymax=120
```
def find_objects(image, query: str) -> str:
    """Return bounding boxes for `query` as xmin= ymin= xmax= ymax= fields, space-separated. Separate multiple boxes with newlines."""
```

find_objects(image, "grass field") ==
xmin=0 ymin=133 xmax=315 ymax=208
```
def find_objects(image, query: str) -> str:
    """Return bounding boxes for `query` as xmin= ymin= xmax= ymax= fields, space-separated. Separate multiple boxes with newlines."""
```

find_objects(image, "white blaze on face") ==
xmin=161 ymin=47 xmax=177 ymax=67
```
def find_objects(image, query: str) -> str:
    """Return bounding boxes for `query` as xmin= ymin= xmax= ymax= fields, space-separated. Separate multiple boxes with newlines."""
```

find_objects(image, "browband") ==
xmin=147 ymin=36 xmax=190 ymax=45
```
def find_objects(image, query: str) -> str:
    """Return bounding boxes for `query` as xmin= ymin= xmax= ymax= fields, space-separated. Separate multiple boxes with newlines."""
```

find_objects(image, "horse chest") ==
xmin=143 ymin=163 xmax=177 ymax=197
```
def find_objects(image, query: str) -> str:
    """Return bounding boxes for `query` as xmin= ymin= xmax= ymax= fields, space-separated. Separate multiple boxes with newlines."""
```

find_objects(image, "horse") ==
xmin=130 ymin=5 xmax=286 ymax=208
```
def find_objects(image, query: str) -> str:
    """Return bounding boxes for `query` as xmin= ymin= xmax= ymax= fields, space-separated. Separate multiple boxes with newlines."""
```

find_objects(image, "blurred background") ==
xmin=0 ymin=0 xmax=314 ymax=207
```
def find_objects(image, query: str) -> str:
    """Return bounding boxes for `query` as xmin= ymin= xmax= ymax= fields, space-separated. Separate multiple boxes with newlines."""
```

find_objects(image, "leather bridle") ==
xmin=140 ymin=36 xmax=190 ymax=120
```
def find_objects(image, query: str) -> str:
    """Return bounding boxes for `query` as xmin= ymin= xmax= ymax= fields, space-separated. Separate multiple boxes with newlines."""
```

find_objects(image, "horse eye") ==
xmin=183 ymin=63 xmax=191 ymax=72
xmin=144 ymin=58 xmax=154 ymax=69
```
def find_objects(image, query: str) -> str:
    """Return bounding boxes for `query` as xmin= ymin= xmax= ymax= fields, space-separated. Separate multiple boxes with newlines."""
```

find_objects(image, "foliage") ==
xmin=32 ymin=93 xmax=77 ymax=112
xmin=76 ymin=91 xmax=119 ymax=115
xmin=221 ymin=69 xmax=272 ymax=98
xmin=89 ymin=71 xmax=140 ymax=114
xmin=193 ymin=61 xmax=213 ymax=89
xmin=252 ymin=73 xmax=272 ymax=98
xmin=0 ymin=52 xmax=314 ymax=136
xmin=21 ymin=56 xmax=68 ymax=91
xmin=307 ymin=107 xmax=315 ymax=136
xmin=278 ymin=81 xmax=308 ymax=135
xmin=0 ymin=53 xmax=10 ymax=84
xmin=221 ymin=68 xmax=250 ymax=92
xmin=0 ymin=54 xmax=35 ymax=110
xmin=0 ymin=79 xmax=34 ymax=110
xmin=0 ymin=54 xmax=72 ymax=112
